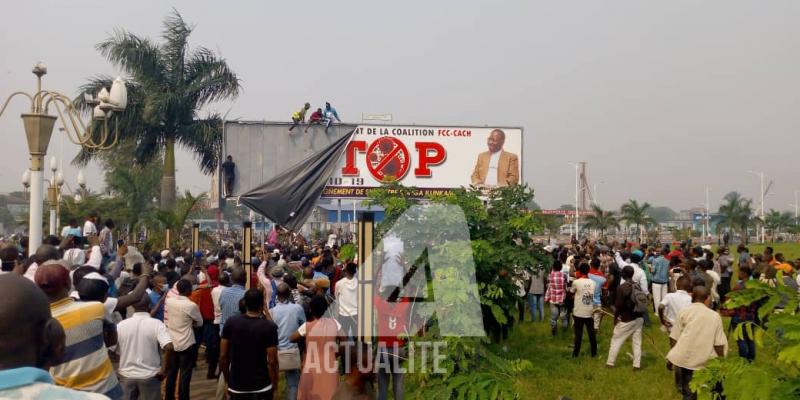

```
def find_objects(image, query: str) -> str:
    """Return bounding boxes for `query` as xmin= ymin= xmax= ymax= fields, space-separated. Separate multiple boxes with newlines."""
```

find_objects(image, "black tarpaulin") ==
xmin=238 ymin=129 xmax=355 ymax=231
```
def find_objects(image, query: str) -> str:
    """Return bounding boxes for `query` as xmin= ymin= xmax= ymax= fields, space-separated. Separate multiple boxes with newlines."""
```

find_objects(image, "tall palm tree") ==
xmin=74 ymin=9 xmax=240 ymax=209
xmin=583 ymin=204 xmax=620 ymax=240
xmin=620 ymin=199 xmax=654 ymax=243
xmin=717 ymin=191 xmax=755 ymax=244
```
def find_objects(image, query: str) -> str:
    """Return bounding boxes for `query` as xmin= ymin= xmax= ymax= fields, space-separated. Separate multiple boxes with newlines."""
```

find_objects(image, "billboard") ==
xmin=321 ymin=125 xmax=523 ymax=198
xmin=222 ymin=121 xmax=357 ymax=198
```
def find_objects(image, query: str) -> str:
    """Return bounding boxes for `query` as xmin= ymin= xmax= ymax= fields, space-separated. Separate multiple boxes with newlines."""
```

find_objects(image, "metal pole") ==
xmin=29 ymin=170 xmax=43 ymax=255
xmin=704 ymin=186 xmax=709 ymax=243
xmin=243 ymin=221 xmax=253 ymax=289
xmin=337 ymin=199 xmax=342 ymax=228
xmin=760 ymin=172 xmax=765 ymax=243
xmin=795 ymin=190 xmax=799 ymax=224
xmin=357 ymin=211 xmax=375 ymax=342
xmin=574 ymin=164 xmax=579 ymax=239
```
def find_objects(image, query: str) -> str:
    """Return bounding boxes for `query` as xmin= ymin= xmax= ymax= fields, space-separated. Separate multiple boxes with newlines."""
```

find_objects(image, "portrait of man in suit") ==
xmin=470 ymin=129 xmax=519 ymax=187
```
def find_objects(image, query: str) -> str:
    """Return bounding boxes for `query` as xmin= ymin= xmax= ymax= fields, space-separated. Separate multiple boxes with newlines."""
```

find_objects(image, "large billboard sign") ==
xmin=321 ymin=125 xmax=523 ymax=198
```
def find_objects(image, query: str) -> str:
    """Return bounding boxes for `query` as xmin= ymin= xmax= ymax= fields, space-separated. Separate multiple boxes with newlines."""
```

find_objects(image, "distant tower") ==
xmin=578 ymin=162 xmax=594 ymax=211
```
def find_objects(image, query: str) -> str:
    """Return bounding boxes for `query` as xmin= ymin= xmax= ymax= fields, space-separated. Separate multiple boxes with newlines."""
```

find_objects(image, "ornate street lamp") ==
xmin=0 ymin=63 xmax=127 ymax=254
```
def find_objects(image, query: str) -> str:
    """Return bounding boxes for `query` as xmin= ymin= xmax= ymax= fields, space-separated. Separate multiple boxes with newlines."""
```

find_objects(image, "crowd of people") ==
xmin=0 ymin=217 xmax=405 ymax=400
xmin=520 ymin=239 xmax=800 ymax=400
xmin=2 ymin=208 xmax=800 ymax=400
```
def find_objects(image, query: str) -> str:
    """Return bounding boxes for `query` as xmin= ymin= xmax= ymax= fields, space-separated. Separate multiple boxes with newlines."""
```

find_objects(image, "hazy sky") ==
xmin=1 ymin=0 xmax=799 ymax=213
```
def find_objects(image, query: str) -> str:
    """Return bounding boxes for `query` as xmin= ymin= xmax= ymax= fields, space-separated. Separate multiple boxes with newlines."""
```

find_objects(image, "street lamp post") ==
xmin=746 ymin=170 xmax=766 ymax=244
xmin=0 ymin=63 xmax=126 ymax=255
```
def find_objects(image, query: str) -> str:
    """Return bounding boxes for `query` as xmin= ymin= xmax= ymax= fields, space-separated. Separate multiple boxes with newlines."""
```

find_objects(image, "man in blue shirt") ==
xmin=651 ymin=248 xmax=671 ymax=314
xmin=219 ymin=267 xmax=247 ymax=332
xmin=324 ymin=102 xmax=341 ymax=133
xmin=270 ymin=283 xmax=306 ymax=400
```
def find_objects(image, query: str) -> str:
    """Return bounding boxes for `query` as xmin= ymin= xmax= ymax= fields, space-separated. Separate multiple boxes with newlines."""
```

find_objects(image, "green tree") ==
xmin=717 ymin=192 xmax=755 ymax=244
xmin=583 ymin=204 xmax=620 ymax=240
xmin=366 ymin=183 xmax=543 ymax=399
xmin=620 ymin=199 xmax=654 ymax=243
xmin=152 ymin=190 xmax=206 ymax=248
xmin=75 ymin=9 xmax=240 ymax=209
xmin=540 ymin=214 xmax=563 ymax=243
xmin=764 ymin=209 xmax=793 ymax=242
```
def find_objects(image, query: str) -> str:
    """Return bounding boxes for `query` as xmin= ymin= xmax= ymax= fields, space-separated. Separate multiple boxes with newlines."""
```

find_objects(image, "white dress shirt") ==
xmin=484 ymin=151 xmax=501 ymax=186
xmin=117 ymin=312 xmax=173 ymax=379
xmin=615 ymin=253 xmax=650 ymax=294
xmin=165 ymin=295 xmax=203 ymax=351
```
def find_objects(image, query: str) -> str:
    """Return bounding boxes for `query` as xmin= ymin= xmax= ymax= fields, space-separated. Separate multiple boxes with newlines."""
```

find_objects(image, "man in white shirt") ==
xmin=667 ymin=286 xmax=727 ymax=400
xmin=117 ymin=294 xmax=174 ymax=400
xmin=335 ymin=263 xmax=359 ymax=340
xmin=569 ymin=263 xmax=597 ymax=357
xmin=83 ymin=215 xmax=98 ymax=237
xmin=658 ymin=276 xmax=692 ymax=333
xmin=164 ymin=279 xmax=203 ymax=400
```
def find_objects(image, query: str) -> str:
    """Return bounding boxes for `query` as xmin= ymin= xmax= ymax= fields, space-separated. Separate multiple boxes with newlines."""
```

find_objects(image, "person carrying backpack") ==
xmin=606 ymin=266 xmax=645 ymax=370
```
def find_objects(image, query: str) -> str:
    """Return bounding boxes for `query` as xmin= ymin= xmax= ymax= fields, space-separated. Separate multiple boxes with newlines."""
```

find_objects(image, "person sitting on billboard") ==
xmin=304 ymin=108 xmax=324 ymax=133
xmin=288 ymin=102 xmax=310 ymax=133
xmin=470 ymin=129 xmax=519 ymax=187
xmin=221 ymin=155 xmax=236 ymax=197
xmin=323 ymin=102 xmax=341 ymax=133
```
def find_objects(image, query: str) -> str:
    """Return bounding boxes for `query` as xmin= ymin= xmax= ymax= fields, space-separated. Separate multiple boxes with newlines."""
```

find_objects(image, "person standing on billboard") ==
xmin=289 ymin=102 xmax=311 ymax=133
xmin=470 ymin=129 xmax=519 ymax=187
xmin=323 ymin=102 xmax=341 ymax=133
xmin=221 ymin=155 xmax=236 ymax=197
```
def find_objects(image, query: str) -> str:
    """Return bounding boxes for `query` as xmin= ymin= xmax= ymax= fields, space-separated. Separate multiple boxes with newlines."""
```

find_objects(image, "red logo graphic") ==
xmin=366 ymin=137 xmax=410 ymax=182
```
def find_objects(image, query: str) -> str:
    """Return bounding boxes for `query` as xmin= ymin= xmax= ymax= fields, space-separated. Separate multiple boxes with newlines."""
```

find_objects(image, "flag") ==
xmin=239 ymin=129 xmax=355 ymax=231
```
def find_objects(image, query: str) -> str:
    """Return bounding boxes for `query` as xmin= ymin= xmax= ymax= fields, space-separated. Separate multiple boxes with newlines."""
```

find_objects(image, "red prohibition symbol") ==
xmin=366 ymin=137 xmax=410 ymax=182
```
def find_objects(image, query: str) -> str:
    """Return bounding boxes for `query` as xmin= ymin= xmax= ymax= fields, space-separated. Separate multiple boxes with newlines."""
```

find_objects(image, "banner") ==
xmin=322 ymin=125 xmax=523 ymax=198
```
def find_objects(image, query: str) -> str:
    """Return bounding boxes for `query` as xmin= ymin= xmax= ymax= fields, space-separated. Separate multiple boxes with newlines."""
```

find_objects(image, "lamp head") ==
xmin=49 ymin=156 xmax=57 ymax=173
xmin=32 ymin=62 xmax=47 ymax=78
xmin=55 ymin=172 xmax=64 ymax=187
xmin=21 ymin=170 xmax=31 ymax=188
xmin=77 ymin=170 xmax=86 ymax=187
xmin=109 ymin=76 xmax=127 ymax=110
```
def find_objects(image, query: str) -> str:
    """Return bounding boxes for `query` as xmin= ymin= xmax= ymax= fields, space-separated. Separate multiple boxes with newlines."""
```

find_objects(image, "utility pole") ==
xmin=569 ymin=163 xmax=580 ymax=239
xmin=704 ymin=186 xmax=710 ymax=243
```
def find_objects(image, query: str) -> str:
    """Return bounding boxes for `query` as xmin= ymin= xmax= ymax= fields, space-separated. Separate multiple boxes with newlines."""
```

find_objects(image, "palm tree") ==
xmin=75 ymin=9 xmax=240 ymax=209
xmin=620 ymin=199 xmax=654 ymax=243
xmin=154 ymin=190 xmax=206 ymax=247
xmin=764 ymin=209 xmax=793 ymax=242
xmin=540 ymin=215 xmax=563 ymax=243
xmin=583 ymin=204 xmax=620 ymax=240
xmin=717 ymin=192 xmax=755 ymax=244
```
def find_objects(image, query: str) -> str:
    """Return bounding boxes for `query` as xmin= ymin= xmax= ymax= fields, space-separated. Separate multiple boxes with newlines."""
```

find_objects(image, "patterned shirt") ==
xmin=0 ymin=367 xmax=108 ymax=400
xmin=544 ymin=270 xmax=566 ymax=304
xmin=49 ymin=297 xmax=122 ymax=399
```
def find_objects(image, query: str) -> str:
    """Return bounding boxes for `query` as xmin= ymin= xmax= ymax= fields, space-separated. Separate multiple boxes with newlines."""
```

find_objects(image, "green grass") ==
xmin=496 ymin=315 xmax=677 ymax=400
xmin=717 ymin=242 xmax=800 ymax=262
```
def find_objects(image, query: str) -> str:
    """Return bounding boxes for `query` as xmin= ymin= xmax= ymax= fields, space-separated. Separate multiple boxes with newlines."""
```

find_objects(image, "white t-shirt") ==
xmin=485 ymin=151 xmax=501 ymax=186
xmin=83 ymin=220 xmax=98 ymax=236
xmin=335 ymin=276 xmax=358 ymax=317
xmin=117 ymin=312 xmax=172 ymax=379
xmin=570 ymin=278 xmax=597 ymax=318
xmin=211 ymin=286 xmax=223 ymax=324
xmin=660 ymin=290 xmax=692 ymax=325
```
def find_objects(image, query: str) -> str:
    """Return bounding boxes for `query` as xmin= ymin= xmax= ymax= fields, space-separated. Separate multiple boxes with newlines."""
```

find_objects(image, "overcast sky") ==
xmin=1 ymin=0 xmax=798 ymax=213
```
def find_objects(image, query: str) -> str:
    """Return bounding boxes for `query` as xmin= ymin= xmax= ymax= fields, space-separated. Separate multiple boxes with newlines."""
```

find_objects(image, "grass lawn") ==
xmin=717 ymin=242 xmax=800 ymax=262
xmin=496 ymin=314 xmax=677 ymax=400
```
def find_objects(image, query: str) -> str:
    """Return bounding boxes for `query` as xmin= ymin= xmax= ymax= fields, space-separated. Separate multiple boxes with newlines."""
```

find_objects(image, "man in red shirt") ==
xmin=374 ymin=285 xmax=410 ymax=400
xmin=304 ymin=108 xmax=324 ymax=133
xmin=190 ymin=264 xmax=219 ymax=379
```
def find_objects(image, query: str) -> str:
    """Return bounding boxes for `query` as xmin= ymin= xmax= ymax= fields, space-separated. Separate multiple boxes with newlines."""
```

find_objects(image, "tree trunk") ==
xmin=160 ymin=138 xmax=177 ymax=210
